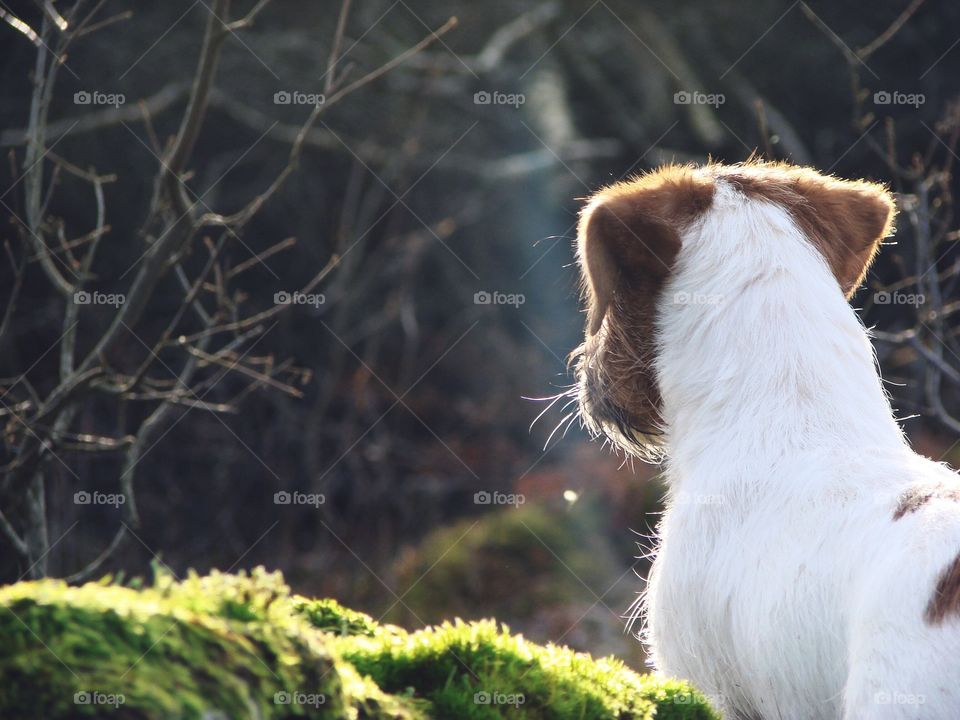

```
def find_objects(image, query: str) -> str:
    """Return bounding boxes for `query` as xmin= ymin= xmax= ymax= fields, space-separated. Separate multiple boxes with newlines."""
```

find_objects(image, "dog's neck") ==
xmin=655 ymin=192 xmax=906 ymax=485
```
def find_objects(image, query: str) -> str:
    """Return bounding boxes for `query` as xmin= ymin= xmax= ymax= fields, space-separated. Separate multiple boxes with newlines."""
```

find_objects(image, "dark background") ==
xmin=2 ymin=0 xmax=959 ymax=669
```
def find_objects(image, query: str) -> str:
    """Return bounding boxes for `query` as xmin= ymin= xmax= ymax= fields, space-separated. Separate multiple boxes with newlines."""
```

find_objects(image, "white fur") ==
xmin=641 ymin=180 xmax=960 ymax=719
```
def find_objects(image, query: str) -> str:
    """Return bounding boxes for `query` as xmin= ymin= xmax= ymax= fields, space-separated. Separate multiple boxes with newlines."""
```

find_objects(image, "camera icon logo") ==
xmin=473 ymin=491 xmax=491 ymax=505
xmin=74 ymin=291 xmax=91 ymax=305
xmin=474 ymin=291 xmax=491 ymax=305
xmin=473 ymin=91 xmax=491 ymax=105
xmin=274 ymin=291 xmax=292 ymax=305
xmin=274 ymin=91 xmax=292 ymax=105
xmin=474 ymin=692 xmax=491 ymax=704
xmin=274 ymin=691 xmax=292 ymax=704
xmin=74 ymin=491 xmax=92 ymax=505
xmin=74 ymin=91 xmax=92 ymax=105
xmin=673 ymin=91 xmax=692 ymax=104
xmin=873 ymin=91 xmax=892 ymax=105
xmin=74 ymin=692 xmax=91 ymax=704
xmin=274 ymin=491 xmax=292 ymax=505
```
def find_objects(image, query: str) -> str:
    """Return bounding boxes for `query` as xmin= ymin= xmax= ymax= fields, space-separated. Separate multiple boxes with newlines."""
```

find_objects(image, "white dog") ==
xmin=572 ymin=160 xmax=960 ymax=719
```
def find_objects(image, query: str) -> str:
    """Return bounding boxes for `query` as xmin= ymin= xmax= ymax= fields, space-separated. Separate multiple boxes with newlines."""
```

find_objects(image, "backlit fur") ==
xmin=572 ymin=160 xmax=960 ymax=719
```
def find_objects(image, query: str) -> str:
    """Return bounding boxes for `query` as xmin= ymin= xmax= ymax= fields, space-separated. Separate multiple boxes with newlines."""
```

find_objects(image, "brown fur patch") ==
xmin=573 ymin=160 xmax=894 ymax=458
xmin=714 ymin=162 xmax=896 ymax=297
xmin=926 ymin=552 xmax=960 ymax=625
xmin=579 ymin=166 xmax=715 ymax=334
xmin=575 ymin=166 xmax=714 ymax=456
xmin=893 ymin=485 xmax=960 ymax=520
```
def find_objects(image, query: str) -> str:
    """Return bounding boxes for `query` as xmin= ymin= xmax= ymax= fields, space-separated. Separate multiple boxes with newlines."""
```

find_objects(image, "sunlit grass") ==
xmin=0 ymin=568 xmax=719 ymax=719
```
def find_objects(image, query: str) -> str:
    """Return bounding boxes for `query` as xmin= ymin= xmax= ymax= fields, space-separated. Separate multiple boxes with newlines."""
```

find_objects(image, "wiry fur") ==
xmin=572 ymin=161 xmax=960 ymax=719
xmin=573 ymin=165 xmax=714 ymax=461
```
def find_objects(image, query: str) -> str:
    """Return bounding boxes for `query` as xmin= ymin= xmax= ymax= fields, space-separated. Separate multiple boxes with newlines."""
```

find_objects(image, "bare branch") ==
xmin=0 ymin=240 xmax=27 ymax=354
xmin=324 ymin=0 xmax=354 ymax=95
xmin=1 ymin=82 xmax=190 ymax=148
xmin=857 ymin=0 xmax=927 ymax=60
xmin=182 ymin=342 xmax=304 ymax=398
xmin=198 ymin=16 xmax=459 ymax=231
xmin=226 ymin=236 xmax=296 ymax=279
xmin=176 ymin=254 xmax=339 ymax=344
xmin=63 ymin=524 xmax=127 ymax=583
xmin=164 ymin=0 xmax=230 ymax=179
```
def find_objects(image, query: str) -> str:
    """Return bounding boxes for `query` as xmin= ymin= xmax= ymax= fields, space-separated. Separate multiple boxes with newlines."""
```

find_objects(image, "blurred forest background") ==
xmin=1 ymin=0 xmax=960 ymax=670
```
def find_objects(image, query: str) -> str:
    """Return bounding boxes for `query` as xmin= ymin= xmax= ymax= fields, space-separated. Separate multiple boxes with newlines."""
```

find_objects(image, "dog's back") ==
xmin=649 ymin=448 xmax=960 ymax=718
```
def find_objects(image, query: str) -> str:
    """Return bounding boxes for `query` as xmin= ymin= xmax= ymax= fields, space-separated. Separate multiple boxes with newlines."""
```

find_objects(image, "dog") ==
xmin=571 ymin=160 xmax=960 ymax=719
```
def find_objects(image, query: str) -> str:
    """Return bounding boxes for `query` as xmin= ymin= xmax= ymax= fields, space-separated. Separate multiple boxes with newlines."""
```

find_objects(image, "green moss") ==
xmin=388 ymin=503 xmax=648 ymax=669
xmin=294 ymin=598 xmax=385 ymax=638
xmin=0 ymin=568 xmax=719 ymax=719
xmin=334 ymin=619 xmax=718 ymax=719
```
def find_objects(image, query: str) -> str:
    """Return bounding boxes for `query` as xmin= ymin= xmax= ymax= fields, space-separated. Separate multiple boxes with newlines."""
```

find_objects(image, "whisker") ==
xmin=560 ymin=410 xmax=580 ymax=439
xmin=522 ymin=391 xmax=568 ymax=402
xmin=544 ymin=411 xmax=575 ymax=450
xmin=557 ymin=396 xmax=579 ymax=414
xmin=528 ymin=393 xmax=564 ymax=433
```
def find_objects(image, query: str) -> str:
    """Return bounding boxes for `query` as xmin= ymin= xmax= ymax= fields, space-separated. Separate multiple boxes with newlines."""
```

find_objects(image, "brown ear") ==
xmin=579 ymin=200 xmax=679 ymax=335
xmin=719 ymin=164 xmax=896 ymax=298
xmin=792 ymin=179 xmax=895 ymax=297
xmin=577 ymin=168 xmax=714 ymax=335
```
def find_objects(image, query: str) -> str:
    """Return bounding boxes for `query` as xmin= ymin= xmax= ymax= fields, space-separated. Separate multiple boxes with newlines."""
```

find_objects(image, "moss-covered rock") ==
xmin=0 ymin=568 xmax=718 ymax=719
xmin=389 ymin=503 xmax=645 ymax=667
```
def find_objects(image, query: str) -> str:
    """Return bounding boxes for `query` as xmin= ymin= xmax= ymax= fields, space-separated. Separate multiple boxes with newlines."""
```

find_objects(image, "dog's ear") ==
xmin=577 ymin=169 xmax=714 ymax=335
xmin=578 ymin=198 xmax=679 ymax=335
xmin=789 ymin=175 xmax=896 ymax=297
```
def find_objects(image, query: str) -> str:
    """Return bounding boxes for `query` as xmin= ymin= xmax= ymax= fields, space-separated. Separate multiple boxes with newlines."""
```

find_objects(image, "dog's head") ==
xmin=571 ymin=161 xmax=896 ymax=460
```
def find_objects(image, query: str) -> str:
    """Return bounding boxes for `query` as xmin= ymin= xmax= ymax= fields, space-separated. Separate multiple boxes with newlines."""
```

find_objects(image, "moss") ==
xmin=0 ymin=569 xmax=419 ymax=720
xmin=0 ymin=568 xmax=718 ymax=719
xmin=333 ymin=619 xmax=718 ymax=720
xmin=294 ymin=598 xmax=385 ymax=638
xmin=388 ymin=503 xmax=646 ymax=668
